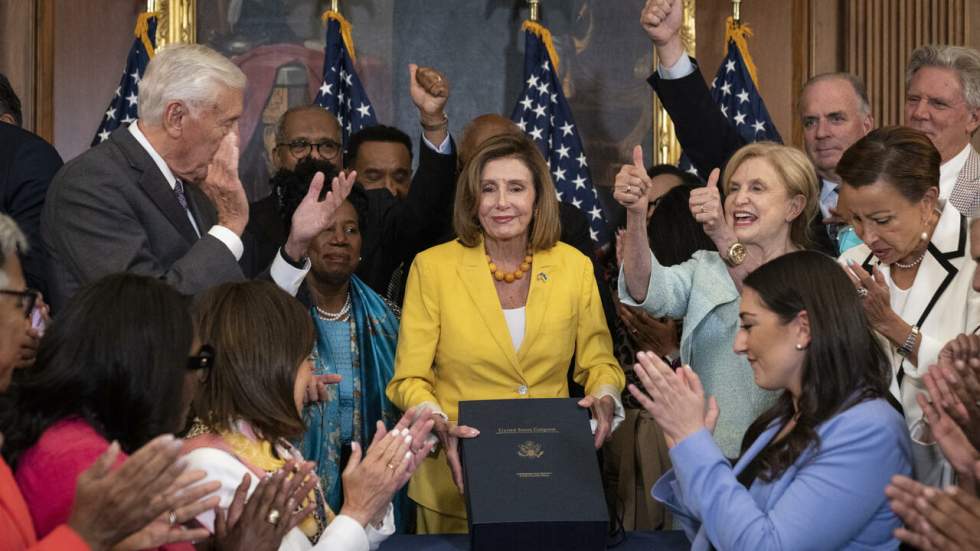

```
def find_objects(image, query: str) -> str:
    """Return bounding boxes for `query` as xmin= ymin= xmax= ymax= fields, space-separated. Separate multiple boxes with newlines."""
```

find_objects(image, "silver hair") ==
xmin=0 ymin=214 xmax=27 ymax=288
xmin=800 ymin=72 xmax=872 ymax=116
xmin=907 ymin=45 xmax=980 ymax=110
xmin=138 ymin=43 xmax=246 ymax=124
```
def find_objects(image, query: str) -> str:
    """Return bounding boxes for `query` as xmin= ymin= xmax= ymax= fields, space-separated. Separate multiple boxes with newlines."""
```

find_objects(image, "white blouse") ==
xmin=502 ymin=306 xmax=527 ymax=352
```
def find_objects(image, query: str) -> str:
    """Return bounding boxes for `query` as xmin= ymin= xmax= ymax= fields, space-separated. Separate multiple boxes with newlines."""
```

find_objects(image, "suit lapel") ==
xmin=519 ymin=246 xmax=557 ymax=362
xmin=950 ymin=146 xmax=980 ymax=213
xmin=954 ymin=146 xmax=980 ymax=190
xmin=900 ymin=205 xmax=966 ymax=330
xmin=110 ymin=128 xmax=199 ymax=244
xmin=456 ymin=241 xmax=522 ymax=374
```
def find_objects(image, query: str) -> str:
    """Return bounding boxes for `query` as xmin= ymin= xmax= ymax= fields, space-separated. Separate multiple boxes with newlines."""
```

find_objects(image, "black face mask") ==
xmin=271 ymin=157 xmax=339 ymax=230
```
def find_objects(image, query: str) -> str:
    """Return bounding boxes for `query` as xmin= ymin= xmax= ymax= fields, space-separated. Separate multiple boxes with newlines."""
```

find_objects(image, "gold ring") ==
xmin=267 ymin=509 xmax=281 ymax=525
xmin=701 ymin=205 xmax=707 ymax=213
xmin=168 ymin=510 xmax=177 ymax=527
xmin=386 ymin=462 xmax=396 ymax=470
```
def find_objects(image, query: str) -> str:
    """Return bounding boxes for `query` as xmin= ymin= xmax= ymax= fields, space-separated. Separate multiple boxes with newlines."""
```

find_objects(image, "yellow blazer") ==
xmin=386 ymin=238 xmax=624 ymax=518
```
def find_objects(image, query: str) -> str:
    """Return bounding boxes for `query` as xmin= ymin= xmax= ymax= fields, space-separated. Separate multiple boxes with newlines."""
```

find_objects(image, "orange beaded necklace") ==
xmin=486 ymin=248 xmax=533 ymax=283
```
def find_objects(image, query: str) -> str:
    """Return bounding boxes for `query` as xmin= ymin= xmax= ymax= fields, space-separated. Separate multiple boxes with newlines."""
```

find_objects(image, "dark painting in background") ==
xmin=196 ymin=0 xmax=653 ymax=224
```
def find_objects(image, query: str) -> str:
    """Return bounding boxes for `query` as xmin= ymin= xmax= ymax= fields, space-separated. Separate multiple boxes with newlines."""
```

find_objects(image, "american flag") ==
xmin=510 ymin=21 xmax=609 ymax=246
xmin=314 ymin=10 xmax=377 ymax=147
xmin=92 ymin=12 xmax=158 ymax=146
xmin=681 ymin=18 xmax=781 ymax=175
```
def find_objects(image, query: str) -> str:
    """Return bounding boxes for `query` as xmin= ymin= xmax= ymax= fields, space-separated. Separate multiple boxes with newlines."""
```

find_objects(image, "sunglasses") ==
xmin=0 ymin=288 xmax=39 ymax=318
xmin=188 ymin=344 xmax=215 ymax=371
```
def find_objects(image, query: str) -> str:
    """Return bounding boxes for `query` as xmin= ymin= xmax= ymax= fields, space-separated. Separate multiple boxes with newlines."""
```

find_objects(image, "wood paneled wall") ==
xmin=846 ymin=0 xmax=972 ymax=129
xmin=0 ymin=0 xmax=54 ymax=140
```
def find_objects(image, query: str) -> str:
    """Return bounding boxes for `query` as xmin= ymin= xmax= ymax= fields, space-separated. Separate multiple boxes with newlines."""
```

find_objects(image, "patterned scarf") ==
xmin=301 ymin=275 xmax=404 ymax=527
xmin=186 ymin=420 xmax=333 ymax=541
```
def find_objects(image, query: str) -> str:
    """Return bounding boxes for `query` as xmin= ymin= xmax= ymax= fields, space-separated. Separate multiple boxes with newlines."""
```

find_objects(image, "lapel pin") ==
xmin=537 ymin=272 xmax=548 ymax=282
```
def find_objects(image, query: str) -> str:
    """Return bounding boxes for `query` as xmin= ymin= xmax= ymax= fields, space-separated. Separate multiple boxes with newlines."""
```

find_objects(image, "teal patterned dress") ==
xmin=300 ymin=275 xmax=406 ymax=529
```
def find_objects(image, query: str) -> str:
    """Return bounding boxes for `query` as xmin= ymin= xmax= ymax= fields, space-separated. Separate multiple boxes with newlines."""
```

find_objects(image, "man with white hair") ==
xmin=905 ymin=44 xmax=980 ymax=214
xmin=42 ymin=44 xmax=348 ymax=309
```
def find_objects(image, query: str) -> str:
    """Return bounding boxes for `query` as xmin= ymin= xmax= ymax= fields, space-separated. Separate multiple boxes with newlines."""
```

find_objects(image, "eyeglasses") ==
xmin=277 ymin=139 xmax=341 ymax=160
xmin=187 ymin=344 xmax=215 ymax=371
xmin=0 ymin=288 xmax=39 ymax=318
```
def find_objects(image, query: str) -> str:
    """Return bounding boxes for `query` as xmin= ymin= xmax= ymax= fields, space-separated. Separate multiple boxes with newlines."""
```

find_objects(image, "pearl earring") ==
xmin=795 ymin=343 xmax=805 ymax=350
xmin=920 ymin=231 xmax=928 ymax=242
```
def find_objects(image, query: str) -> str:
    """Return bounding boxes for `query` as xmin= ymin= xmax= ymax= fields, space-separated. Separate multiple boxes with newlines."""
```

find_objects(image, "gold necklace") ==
xmin=486 ymin=249 xmax=533 ymax=283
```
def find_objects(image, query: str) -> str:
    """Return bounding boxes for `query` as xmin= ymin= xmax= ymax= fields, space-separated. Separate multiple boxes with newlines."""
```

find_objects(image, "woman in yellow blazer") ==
xmin=386 ymin=133 xmax=625 ymax=533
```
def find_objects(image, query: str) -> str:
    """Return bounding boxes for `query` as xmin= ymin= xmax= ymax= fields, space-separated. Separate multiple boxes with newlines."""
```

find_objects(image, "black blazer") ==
xmin=242 ymin=136 xmax=458 ymax=298
xmin=42 ymin=127 xmax=245 ymax=310
xmin=648 ymin=63 xmax=837 ymax=256
xmin=0 ymin=123 xmax=63 ymax=296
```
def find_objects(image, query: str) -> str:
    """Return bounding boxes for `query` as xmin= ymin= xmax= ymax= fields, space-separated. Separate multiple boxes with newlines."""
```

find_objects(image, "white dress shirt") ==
xmin=939 ymin=143 xmax=971 ymax=202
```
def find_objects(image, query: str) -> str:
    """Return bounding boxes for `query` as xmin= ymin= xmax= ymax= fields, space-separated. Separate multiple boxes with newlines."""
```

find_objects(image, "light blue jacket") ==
xmin=654 ymin=398 xmax=912 ymax=551
xmin=619 ymin=250 xmax=776 ymax=456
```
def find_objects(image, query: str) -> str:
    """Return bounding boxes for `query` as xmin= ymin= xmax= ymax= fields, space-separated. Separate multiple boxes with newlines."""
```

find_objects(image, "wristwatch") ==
xmin=724 ymin=242 xmax=748 ymax=267
xmin=897 ymin=325 xmax=920 ymax=358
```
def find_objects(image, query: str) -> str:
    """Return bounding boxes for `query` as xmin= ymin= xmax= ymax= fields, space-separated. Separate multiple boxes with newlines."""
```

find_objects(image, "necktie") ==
xmin=173 ymin=179 xmax=190 ymax=211
xmin=173 ymin=180 xmax=201 ymax=237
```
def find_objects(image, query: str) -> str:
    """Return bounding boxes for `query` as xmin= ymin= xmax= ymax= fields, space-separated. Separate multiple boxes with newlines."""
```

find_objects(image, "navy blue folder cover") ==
xmin=458 ymin=398 xmax=608 ymax=551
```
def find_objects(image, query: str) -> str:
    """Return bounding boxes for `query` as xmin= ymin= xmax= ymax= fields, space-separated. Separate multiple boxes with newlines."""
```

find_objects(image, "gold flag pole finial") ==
xmin=732 ymin=0 xmax=742 ymax=25
xmin=528 ymin=0 xmax=540 ymax=22
xmin=331 ymin=0 xmax=339 ymax=12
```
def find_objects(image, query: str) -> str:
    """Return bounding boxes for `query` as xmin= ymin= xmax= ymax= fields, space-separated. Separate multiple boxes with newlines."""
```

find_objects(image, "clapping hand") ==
xmin=919 ymin=368 xmax=980 ymax=483
xmin=628 ymin=351 xmax=719 ymax=447
xmin=887 ymin=475 xmax=980 ymax=550
xmin=213 ymin=461 xmax=318 ymax=551
xmin=372 ymin=407 xmax=436 ymax=488
xmin=939 ymin=334 xmax=980 ymax=447
xmin=69 ymin=435 xmax=218 ymax=551
xmin=284 ymin=170 xmax=357 ymax=262
xmin=340 ymin=418 xmax=419 ymax=527
xmin=930 ymin=336 xmax=980 ymax=450
xmin=614 ymin=146 xmax=651 ymax=217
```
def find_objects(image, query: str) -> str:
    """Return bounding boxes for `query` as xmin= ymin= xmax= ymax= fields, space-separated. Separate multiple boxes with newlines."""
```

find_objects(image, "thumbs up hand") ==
xmin=614 ymin=145 xmax=652 ymax=217
xmin=689 ymin=168 xmax=729 ymax=242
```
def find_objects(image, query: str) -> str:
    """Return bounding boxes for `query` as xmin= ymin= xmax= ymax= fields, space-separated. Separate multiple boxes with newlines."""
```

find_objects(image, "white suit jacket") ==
xmin=841 ymin=201 xmax=979 ymax=484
